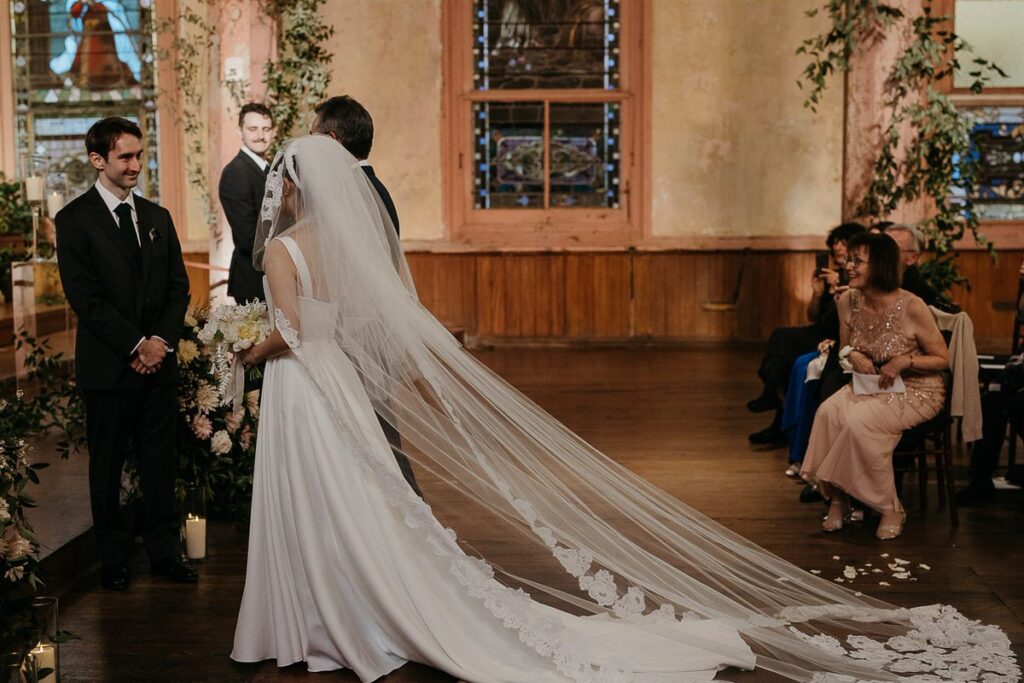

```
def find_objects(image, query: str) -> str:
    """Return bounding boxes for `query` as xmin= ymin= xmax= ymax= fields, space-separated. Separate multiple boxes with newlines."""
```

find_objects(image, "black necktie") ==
xmin=114 ymin=203 xmax=141 ymax=265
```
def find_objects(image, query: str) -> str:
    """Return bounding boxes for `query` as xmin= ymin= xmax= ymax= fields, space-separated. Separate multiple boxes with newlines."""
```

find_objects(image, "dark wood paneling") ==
xmin=405 ymin=250 xmax=1024 ymax=347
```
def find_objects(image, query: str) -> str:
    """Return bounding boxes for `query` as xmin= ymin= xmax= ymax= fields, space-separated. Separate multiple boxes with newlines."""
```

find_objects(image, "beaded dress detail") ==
xmin=800 ymin=290 xmax=945 ymax=514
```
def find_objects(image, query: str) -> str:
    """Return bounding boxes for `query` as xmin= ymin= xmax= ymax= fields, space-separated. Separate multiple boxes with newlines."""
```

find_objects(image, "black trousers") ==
xmin=758 ymin=325 xmax=824 ymax=395
xmin=378 ymin=414 xmax=423 ymax=498
xmin=85 ymin=383 xmax=180 ymax=567
xmin=968 ymin=388 xmax=1024 ymax=485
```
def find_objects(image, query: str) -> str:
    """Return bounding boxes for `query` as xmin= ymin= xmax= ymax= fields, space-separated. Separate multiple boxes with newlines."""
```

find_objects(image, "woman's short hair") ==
xmin=847 ymin=232 xmax=901 ymax=292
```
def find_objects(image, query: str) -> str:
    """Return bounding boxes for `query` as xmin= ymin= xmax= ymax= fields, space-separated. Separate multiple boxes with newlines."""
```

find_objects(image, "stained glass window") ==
xmin=473 ymin=0 xmax=621 ymax=90
xmin=11 ymin=0 xmax=160 ymax=202
xmin=955 ymin=107 xmax=1024 ymax=221
xmin=472 ymin=101 xmax=621 ymax=210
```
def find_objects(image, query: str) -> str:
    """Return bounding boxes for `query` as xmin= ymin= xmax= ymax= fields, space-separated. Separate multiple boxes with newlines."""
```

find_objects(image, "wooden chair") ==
xmin=893 ymin=374 xmax=958 ymax=526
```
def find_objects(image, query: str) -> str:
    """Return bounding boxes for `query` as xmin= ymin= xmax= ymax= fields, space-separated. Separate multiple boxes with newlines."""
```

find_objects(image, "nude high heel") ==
xmin=822 ymin=498 xmax=849 ymax=533
xmin=875 ymin=511 xmax=907 ymax=540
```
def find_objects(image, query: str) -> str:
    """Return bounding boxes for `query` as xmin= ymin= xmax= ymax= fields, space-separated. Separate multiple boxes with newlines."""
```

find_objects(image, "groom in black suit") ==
xmin=311 ymin=96 xmax=420 ymax=497
xmin=56 ymin=117 xmax=197 ymax=590
xmin=219 ymin=102 xmax=275 ymax=303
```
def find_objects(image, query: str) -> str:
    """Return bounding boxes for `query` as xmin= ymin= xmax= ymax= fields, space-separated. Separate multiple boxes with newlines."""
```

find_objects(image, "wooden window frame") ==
xmin=441 ymin=0 xmax=649 ymax=249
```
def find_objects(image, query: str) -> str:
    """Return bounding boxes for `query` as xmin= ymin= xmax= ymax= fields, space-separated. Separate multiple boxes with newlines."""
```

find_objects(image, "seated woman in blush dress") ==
xmin=800 ymin=232 xmax=948 ymax=540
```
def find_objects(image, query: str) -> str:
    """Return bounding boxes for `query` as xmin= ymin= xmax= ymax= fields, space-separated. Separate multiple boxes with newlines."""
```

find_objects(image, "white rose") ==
xmin=210 ymin=430 xmax=232 ymax=455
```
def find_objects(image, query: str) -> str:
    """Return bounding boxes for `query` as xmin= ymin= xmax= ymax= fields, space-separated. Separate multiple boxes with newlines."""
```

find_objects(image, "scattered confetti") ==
xmin=881 ymin=553 xmax=889 ymax=558
xmin=810 ymin=569 xmax=821 ymax=575
xmin=832 ymin=555 xmax=841 ymax=560
xmin=918 ymin=564 xmax=930 ymax=571
xmin=879 ymin=581 xmax=890 ymax=586
xmin=834 ymin=578 xmax=845 ymax=583
xmin=872 ymin=568 xmax=882 ymax=574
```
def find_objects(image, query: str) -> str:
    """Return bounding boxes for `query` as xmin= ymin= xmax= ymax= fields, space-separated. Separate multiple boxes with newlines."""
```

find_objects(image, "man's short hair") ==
xmin=885 ymin=223 xmax=926 ymax=253
xmin=85 ymin=117 xmax=143 ymax=158
xmin=847 ymin=232 xmax=901 ymax=292
xmin=826 ymin=222 xmax=866 ymax=249
xmin=312 ymin=95 xmax=373 ymax=159
xmin=238 ymin=102 xmax=273 ymax=128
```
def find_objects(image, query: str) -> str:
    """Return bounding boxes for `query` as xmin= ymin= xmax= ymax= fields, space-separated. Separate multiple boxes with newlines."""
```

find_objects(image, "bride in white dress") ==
xmin=230 ymin=136 xmax=1018 ymax=683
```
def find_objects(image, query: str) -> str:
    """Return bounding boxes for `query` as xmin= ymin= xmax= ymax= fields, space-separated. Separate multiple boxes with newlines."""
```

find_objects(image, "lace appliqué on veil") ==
xmin=274 ymin=309 xmax=300 ymax=349
xmin=789 ymin=604 xmax=1020 ymax=682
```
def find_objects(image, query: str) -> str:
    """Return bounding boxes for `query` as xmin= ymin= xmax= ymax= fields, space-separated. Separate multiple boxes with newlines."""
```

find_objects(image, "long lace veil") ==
xmin=252 ymin=136 xmax=1017 ymax=683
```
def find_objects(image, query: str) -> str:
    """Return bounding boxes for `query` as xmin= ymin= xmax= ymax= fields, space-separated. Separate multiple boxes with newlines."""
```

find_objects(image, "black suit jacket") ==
xmin=56 ymin=187 xmax=190 ymax=391
xmin=219 ymin=150 xmax=268 ymax=302
xmin=362 ymin=165 xmax=399 ymax=237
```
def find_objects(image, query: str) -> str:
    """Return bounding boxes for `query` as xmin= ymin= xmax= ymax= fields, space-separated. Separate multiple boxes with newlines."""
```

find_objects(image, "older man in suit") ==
xmin=56 ymin=117 xmax=197 ymax=590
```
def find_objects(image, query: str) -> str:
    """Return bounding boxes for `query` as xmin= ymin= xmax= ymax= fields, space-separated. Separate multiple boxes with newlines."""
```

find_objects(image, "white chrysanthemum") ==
xmin=210 ymin=430 xmax=232 ymax=455
xmin=5 ymin=565 xmax=25 ymax=582
xmin=192 ymin=414 xmax=213 ymax=440
xmin=177 ymin=340 xmax=199 ymax=365
xmin=4 ymin=531 xmax=32 ymax=560
xmin=194 ymin=382 xmax=219 ymax=414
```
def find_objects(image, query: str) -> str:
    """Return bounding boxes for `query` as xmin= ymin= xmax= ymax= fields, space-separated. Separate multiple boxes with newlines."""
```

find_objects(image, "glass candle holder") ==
xmin=183 ymin=485 xmax=207 ymax=561
xmin=29 ymin=597 xmax=58 ymax=683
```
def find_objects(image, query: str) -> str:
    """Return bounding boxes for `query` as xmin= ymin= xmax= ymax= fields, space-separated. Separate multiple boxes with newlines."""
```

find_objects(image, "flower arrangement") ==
xmin=197 ymin=301 xmax=270 ymax=407
xmin=172 ymin=308 xmax=262 ymax=522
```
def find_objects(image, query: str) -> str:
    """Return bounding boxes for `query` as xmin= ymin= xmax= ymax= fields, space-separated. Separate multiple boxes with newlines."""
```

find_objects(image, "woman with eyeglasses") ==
xmin=800 ymin=232 xmax=948 ymax=540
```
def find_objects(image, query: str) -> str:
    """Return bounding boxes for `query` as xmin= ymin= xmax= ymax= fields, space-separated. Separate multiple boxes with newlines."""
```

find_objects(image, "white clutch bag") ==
xmin=852 ymin=372 xmax=906 ymax=395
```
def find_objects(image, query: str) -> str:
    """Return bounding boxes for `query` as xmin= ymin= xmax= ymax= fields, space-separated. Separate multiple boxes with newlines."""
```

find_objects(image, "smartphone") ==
xmin=814 ymin=251 xmax=829 ymax=274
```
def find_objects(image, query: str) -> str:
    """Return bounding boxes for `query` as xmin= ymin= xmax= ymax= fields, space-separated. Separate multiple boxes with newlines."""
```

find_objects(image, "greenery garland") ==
xmin=798 ymin=0 xmax=1006 ymax=300
xmin=262 ymin=0 xmax=336 ymax=148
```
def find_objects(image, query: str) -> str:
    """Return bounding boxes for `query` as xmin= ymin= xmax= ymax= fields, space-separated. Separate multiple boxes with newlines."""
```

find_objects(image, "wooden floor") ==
xmin=54 ymin=347 xmax=1024 ymax=682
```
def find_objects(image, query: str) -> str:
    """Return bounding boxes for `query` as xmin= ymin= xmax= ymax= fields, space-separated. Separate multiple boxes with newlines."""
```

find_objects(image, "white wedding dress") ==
xmin=231 ymin=236 xmax=755 ymax=681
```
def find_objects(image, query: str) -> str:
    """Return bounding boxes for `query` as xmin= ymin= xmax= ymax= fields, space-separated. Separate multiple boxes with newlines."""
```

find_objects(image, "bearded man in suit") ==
xmin=220 ymin=102 xmax=275 ymax=303
xmin=56 ymin=117 xmax=197 ymax=590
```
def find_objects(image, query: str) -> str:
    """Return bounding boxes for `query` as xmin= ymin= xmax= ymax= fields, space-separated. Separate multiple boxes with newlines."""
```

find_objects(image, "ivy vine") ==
xmin=262 ymin=0 xmax=335 ymax=148
xmin=798 ymin=0 xmax=1007 ymax=301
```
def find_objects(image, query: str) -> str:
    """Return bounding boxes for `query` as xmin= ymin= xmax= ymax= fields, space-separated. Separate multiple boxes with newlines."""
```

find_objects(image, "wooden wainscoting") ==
xmin=406 ymin=250 xmax=1024 ymax=348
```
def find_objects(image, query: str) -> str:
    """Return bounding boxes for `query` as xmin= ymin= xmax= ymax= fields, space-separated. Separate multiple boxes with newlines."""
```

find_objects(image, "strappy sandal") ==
xmin=876 ymin=511 xmax=907 ymax=540
xmin=822 ymin=498 xmax=850 ymax=533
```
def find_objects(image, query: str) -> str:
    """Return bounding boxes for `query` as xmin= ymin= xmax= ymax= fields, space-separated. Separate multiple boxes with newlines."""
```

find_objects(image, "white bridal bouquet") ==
xmin=198 ymin=301 xmax=271 ymax=406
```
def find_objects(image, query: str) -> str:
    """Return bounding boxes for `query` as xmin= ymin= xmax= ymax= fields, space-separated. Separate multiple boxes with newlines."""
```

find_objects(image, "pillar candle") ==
xmin=185 ymin=514 xmax=207 ymax=559
xmin=30 ymin=643 xmax=56 ymax=683
xmin=46 ymin=191 xmax=63 ymax=218
xmin=25 ymin=176 xmax=45 ymax=202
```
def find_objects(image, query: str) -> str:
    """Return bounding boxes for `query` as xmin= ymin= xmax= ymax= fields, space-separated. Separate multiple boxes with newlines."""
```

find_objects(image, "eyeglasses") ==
xmin=847 ymin=256 xmax=869 ymax=269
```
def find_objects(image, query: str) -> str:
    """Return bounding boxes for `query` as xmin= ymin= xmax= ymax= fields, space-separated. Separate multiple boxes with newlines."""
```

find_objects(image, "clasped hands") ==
xmin=849 ymin=350 xmax=912 ymax=389
xmin=131 ymin=337 xmax=169 ymax=375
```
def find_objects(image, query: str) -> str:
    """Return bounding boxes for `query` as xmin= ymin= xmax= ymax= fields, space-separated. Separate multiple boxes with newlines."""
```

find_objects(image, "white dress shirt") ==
xmin=241 ymin=145 xmax=269 ymax=172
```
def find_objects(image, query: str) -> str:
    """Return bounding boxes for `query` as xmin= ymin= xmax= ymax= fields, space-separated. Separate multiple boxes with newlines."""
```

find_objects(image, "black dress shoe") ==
xmin=748 ymin=425 xmax=786 ymax=446
xmin=746 ymin=388 xmax=782 ymax=413
xmin=151 ymin=557 xmax=200 ymax=583
xmin=799 ymin=483 xmax=825 ymax=503
xmin=101 ymin=563 xmax=130 ymax=591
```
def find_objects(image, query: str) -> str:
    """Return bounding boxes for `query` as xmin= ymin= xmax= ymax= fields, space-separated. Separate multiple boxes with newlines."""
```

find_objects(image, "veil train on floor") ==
xmin=251 ymin=135 xmax=1019 ymax=683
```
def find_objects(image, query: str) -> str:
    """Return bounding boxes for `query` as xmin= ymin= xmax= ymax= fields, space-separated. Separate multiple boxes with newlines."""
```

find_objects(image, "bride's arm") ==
xmin=239 ymin=240 xmax=301 ymax=365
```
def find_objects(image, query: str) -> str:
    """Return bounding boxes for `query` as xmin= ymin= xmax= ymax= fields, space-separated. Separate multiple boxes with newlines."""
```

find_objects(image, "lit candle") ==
xmin=25 ymin=176 xmax=45 ymax=202
xmin=185 ymin=514 xmax=207 ymax=559
xmin=29 ymin=642 xmax=56 ymax=683
xmin=46 ymin=191 xmax=63 ymax=218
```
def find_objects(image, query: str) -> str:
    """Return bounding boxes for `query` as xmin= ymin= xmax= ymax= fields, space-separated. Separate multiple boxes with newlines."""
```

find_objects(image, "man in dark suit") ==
xmin=56 ymin=117 xmax=197 ymax=590
xmin=219 ymin=102 xmax=275 ymax=303
xmin=310 ymin=95 xmax=420 ymax=496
